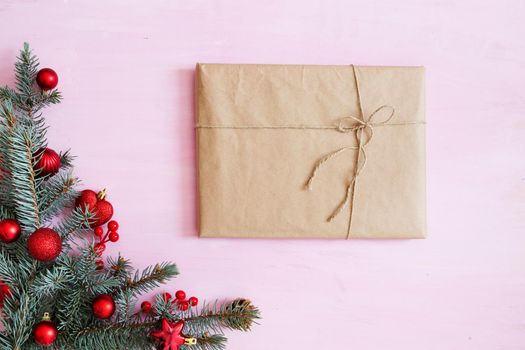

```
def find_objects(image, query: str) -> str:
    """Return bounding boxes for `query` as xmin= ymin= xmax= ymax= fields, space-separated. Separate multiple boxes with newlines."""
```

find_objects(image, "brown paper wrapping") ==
xmin=196 ymin=64 xmax=426 ymax=239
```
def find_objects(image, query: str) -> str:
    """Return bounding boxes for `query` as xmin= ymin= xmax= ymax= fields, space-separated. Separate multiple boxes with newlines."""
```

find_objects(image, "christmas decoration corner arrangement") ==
xmin=0 ymin=44 xmax=259 ymax=350
xmin=196 ymin=63 xmax=426 ymax=239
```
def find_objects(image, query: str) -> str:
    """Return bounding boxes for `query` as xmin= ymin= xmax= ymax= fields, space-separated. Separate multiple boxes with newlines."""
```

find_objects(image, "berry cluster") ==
xmin=92 ymin=220 xmax=120 ymax=269
xmin=140 ymin=290 xmax=199 ymax=314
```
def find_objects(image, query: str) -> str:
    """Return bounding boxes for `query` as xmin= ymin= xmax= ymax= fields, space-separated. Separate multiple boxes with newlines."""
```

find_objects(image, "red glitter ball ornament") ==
xmin=92 ymin=294 xmax=116 ymax=319
xmin=76 ymin=189 xmax=113 ymax=228
xmin=33 ymin=313 xmax=58 ymax=346
xmin=0 ymin=219 xmax=21 ymax=243
xmin=36 ymin=68 xmax=58 ymax=91
xmin=35 ymin=148 xmax=61 ymax=177
xmin=27 ymin=228 xmax=62 ymax=262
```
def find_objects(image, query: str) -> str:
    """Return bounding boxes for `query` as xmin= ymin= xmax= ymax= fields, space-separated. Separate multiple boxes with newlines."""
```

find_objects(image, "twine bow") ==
xmin=305 ymin=105 xmax=395 ymax=238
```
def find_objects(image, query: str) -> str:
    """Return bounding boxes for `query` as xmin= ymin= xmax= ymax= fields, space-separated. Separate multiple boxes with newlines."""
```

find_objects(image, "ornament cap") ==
xmin=97 ymin=188 xmax=107 ymax=200
xmin=185 ymin=337 xmax=197 ymax=345
xmin=42 ymin=312 xmax=51 ymax=321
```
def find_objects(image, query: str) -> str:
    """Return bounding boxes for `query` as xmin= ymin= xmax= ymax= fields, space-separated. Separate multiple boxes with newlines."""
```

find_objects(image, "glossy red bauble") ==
xmin=33 ymin=320 xmax=58 ymax=346
xmin=92 ymin=294 xmax=116 ymax=319
xmin=35 ymin=148 xmax=61 ymax=177
xmin=188 ymin=296 xmax=198 ymax=306
xmin=175 ymin=290 xmax=186 ymax=301
xmin=76 ymin=189 xmax=113 ymax=228
xmin=36 ymin=68 xmax=58 ymax=91
xmin=141 ymin=301 xmax=152 ymax=313
xmin=27 ymin=228 xmax=62 ymax=262
xmin=0 ymin=219 xmax=21 ymax=243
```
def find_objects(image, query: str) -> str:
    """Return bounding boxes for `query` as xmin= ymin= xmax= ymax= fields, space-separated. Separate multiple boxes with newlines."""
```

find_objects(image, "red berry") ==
xmin=108 ymin=232 xmax=119 ymax=242
xmin=188 ymin=296 xmax=198 ymax=306
xmin=1 ymin=284 xmax=11 ymax=298
xmin=108 ymin=220 xmax=119 ymax=232
xmin=94 ymin=243 xmax=106 ymax=256
xmin=94 ymin=227 xmax=104 ymax=237
xmin=141 ymin=301 xmax=152 ymax=313
xmin=178 ymin=300 xmax=189 ymax=311
xmin=175 ymin=290 xmax=186 ymax=301
xmin=95 ymin=260 xmax=104 ymax=270
xmin=162 ymin=292 xmax=172 ymax=302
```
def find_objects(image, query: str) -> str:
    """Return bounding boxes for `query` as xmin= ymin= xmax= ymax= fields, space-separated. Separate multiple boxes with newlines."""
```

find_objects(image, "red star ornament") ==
xmin=150 ymin=319 xmax=196 ymax=350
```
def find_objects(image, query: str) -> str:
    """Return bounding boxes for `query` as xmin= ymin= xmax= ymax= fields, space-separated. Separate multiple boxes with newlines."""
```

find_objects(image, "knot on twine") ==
xmin=305 ymin=105 xmax=395 ymax=226
xmin=335 ymin=105 xmax=395 ymax=145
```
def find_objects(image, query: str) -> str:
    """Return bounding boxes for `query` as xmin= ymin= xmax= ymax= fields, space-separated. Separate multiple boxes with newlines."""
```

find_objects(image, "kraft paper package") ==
xmin=196 ymin=63 xmax=425 ymax=239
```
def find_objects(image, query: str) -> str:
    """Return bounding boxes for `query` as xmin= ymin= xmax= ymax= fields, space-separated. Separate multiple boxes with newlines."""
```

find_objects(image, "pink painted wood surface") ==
xmin=1 ymin=0 xmax=524 ymax=348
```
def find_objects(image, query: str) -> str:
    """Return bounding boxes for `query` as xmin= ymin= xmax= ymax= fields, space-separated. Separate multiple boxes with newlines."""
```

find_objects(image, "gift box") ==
xmin=195 ymin=64 xmax=426 ymax=239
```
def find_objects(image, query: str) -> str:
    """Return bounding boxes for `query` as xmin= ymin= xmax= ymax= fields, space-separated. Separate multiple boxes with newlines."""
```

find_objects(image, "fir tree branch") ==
xmin=30 ymin=266 xmax=75 ymax=297
xmin=177 ymin=299 xmax=261 ymax=335
xmin=119 ymin=262 xmax=178 ymax=297
xmin=53 ymin=207 xmax=93 ymax=242
xmin=14 ymin=43 xmax=39 ymax=110
xmin=6 ymin=106 xmax=43 ymax=231
xmin=0 ymin=203 xmax=14 ymax=220
xmin=39 ymin=171 xmax=79 ymax=222
xmin=0 ymin=43 xmax=260 ymax=350
xmin=59 ymin=149 xmax=75 ymax=169
xmin=70 ymin=321 xmax=153 ymax=350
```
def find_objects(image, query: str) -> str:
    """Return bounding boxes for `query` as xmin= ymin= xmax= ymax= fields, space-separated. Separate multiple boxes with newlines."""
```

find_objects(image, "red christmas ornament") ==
xmin=76 ymin=189 xmax=114 ymax=228
xmin=188 ymin=297 xmax=198 ymax=307
xmin=33 ymin=313 xmax=58 ymax=347
xmin=0 ymin=219 xmax=21 ymax=243
xmin=141 ymin=301 xmax=152 ymax=313
xmin=175 ymin=290 xmax=186 ymax=301
xmin=35 ymin=148 xmax=61 ymax=177
xmin=36 ymin=68 xmax=58 ymax=91
xmin=150 ymin=319 xmax=196 ymax=350
xmin=27 ymin=228 xmax=62 ymax=262
xmin=92 ymin=294 xmax=116 ymax=319
xmin=108 ymin=220 xmax=119 ymax=232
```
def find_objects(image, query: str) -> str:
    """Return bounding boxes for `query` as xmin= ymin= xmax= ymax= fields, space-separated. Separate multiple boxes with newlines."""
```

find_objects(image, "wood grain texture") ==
xmin=0 ymin=0 xmax=524 ymax=349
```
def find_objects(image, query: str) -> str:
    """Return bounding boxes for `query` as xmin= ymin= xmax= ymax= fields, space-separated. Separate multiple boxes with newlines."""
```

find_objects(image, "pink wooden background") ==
xmin=1 ymin=0 xmax=524 ymax=349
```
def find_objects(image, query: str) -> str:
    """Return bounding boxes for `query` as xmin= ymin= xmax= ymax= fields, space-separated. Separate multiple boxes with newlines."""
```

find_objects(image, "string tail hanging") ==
xmin=305 ymin=146 xmax=356 ymax=190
